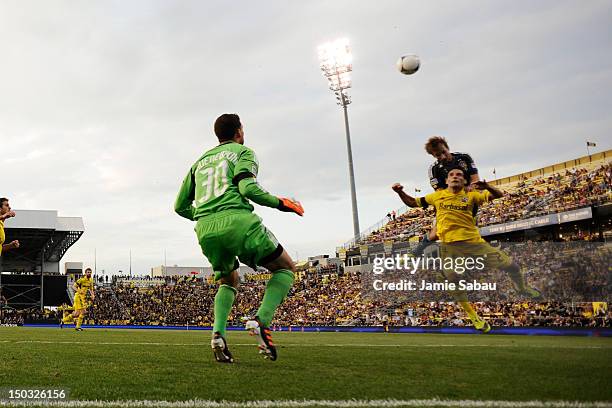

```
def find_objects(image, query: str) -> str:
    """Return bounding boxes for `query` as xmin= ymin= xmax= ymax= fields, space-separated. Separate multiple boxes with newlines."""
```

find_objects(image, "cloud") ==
xmin=0 ymin=1 xmax=610 ymax=274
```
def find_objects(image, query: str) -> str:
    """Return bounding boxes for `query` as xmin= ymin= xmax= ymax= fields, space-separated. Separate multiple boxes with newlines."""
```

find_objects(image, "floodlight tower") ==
xmin=318 ymin=38 xmax=360 ymax=241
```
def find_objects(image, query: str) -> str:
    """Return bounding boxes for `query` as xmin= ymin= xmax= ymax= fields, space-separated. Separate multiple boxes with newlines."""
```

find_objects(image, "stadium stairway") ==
xmin=66 ymin=283 xmax=75 ymax=304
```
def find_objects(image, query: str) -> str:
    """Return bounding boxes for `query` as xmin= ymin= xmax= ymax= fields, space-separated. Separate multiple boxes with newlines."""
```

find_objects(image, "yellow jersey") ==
xmin=0 ymin=220 xmax=4 ymax=256
xmin=416 ymin=188 xmax=491 ymax=243
xmin=75 ymin=276 xmax=94 ymax=297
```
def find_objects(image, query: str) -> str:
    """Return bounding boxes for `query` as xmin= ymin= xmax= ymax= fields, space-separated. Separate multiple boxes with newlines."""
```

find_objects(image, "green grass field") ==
xmin=0 ymin=327 xmax=611 ymax=407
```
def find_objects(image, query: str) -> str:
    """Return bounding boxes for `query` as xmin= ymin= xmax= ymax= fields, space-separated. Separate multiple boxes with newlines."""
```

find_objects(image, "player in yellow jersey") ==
xmin=392 ymin=167 xmax=540 ymax=333
xmin=1 ymin=196 xmax=20 ymax=324
xmin=59 ymin=303 xmax=74 ymax=325
xmin=1 ymin=197 xmax=20 ymax=256
xmin=61 ymin=268 xmax=94 ymax=331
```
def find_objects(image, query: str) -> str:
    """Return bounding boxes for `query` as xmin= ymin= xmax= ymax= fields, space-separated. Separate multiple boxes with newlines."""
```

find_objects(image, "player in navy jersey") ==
xmin=414 ymin=136 xmax=480 ymax=256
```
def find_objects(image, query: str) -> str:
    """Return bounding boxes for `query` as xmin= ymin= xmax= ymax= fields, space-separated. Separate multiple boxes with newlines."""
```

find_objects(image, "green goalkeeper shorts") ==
xmin=194 ymin=211 xmax=282 ymax=281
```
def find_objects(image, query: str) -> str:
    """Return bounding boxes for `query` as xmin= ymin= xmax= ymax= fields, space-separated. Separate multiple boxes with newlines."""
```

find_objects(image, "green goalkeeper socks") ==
xmin=256 ymin=269 xmax=294 ymax=327
xmin=213 ymin=284 xmax=237 ymax=337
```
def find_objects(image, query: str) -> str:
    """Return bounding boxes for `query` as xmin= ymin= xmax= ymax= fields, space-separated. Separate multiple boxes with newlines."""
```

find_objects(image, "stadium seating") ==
xmin=357 ymin=162 xmax=611 ymax=247
xmin=3 ymin=162 xmax=608 ymax=329
xmin=84 ymin=266 xmax=608 ymax=328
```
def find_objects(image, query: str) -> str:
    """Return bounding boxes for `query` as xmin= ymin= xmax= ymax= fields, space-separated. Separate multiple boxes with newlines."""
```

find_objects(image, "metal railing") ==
xmin=340 ymin=205 xmax=411 ymax=249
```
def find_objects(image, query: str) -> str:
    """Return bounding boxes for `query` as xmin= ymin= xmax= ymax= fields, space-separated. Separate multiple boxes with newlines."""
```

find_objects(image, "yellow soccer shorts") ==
xmin=440 ymin=239 xmax=513 ymax=272
xmin=437 ymin=240 xmax=512 ymax=302
xmin=73 ymin=293 xmax=89 ymax=311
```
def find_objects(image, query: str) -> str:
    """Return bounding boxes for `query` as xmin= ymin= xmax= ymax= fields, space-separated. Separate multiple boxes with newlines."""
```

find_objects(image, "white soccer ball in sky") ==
xmin=397 ymin=55 xmax=420 ymax=75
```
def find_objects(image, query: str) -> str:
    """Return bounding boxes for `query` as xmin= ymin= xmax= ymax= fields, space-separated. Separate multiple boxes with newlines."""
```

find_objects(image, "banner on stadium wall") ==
xmin=480 ymin=207 xmax=593 ymax=236
xmin=246 ymin=273 xmax=272 ymax=281
xmin=338 ymin=248 xmax=347 ymax=261
xmin=559 ymin=207 xmax=593 ymax=223
xmin=359 ymin=245 xmax=369 ymax=257
xmin=383 ymin=240 xmax=394 ymax=255
xmin=479 ymin=214 xmax=556 ymax=236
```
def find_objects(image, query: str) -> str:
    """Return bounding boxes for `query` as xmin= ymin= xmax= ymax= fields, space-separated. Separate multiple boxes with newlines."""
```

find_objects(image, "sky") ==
xmin=1 ymin=1 xmax=610 ymax=276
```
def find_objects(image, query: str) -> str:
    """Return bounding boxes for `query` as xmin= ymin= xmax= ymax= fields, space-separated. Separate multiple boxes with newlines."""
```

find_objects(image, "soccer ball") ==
xmin=397 ymin=55 xmax=420 ymax=75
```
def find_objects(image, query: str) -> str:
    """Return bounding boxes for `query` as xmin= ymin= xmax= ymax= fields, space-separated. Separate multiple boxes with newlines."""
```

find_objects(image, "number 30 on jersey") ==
xmin=197 ymin=160 xmax=229 ymax=203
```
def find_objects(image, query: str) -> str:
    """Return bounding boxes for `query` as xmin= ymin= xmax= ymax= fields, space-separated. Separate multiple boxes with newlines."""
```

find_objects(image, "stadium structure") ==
xmin=1 ymin=152 xmax=609 ymax=331
xmin=150 ymin=265 xmax=256 ymax=278
xmin=0 ymin=210 xmax=84 ymax=311
xmin=337 ymin=150 xmax=611 ymax=272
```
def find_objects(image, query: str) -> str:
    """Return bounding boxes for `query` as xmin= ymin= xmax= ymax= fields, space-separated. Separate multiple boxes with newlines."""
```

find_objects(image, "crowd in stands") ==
xmin=376 ymin=301 xmax=608 ymax=328
xmin=506 ymin=241 xmax=608 ymax=301
xmin=0 ymin=308 xmax=57 ymax=325
xmin=91 ymin=276 xmax=212 ymax=326
xmin=2 ymin=266 xmax=608 ymax=328
xmin=2 ymin=161 xmax=609 ymax=329
xmin=362 ymin=162 xmax=611 ymax=246
xmin=83 ymin=264 xmax=609 ymax=328
xmin=477 ymin=163 xmax=610 ymax=226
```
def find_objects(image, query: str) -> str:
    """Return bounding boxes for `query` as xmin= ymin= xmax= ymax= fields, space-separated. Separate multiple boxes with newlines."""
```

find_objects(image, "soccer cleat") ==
xmin=474 ymin=320 xmax=491 ymax=334
xmin=211 ymin=332 xmax=234 ymax=363
xmin=75 ymin=327 xmax=84 ymax=332
xmin=508 ymin=270 xmax=542 ymax=300
xmin=59 ymin=320 xmax=64 ymax=329
xmin=245 ymin=318 xmax=277 ymax=361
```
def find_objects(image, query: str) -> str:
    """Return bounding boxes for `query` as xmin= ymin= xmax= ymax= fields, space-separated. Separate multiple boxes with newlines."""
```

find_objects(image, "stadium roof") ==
xmin=1 ymin=210 xmax=84 ymax=273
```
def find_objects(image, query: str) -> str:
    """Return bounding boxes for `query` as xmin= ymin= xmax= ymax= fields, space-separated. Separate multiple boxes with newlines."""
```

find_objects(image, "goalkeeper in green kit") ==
xmin=175 ymin=113 xmax=303 ymax=363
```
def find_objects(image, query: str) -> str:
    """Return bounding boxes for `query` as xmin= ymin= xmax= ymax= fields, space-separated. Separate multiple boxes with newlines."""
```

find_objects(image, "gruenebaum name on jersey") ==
xmin=196 ymin=150 xmax=239 ymax=170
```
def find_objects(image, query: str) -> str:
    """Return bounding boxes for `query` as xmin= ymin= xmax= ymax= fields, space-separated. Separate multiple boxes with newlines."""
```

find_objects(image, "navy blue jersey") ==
xmin=428 ymin=152 xmax=478 ymax=190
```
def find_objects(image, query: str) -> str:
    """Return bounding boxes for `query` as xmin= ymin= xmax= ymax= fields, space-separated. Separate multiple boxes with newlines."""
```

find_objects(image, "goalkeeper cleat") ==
xmin=474 ymin=320 xmax=491 ymax=334
xmin=211 ymin=332 xmax=234 ymax=363
xmin=245 ymin=317 xmax=277 ymax=361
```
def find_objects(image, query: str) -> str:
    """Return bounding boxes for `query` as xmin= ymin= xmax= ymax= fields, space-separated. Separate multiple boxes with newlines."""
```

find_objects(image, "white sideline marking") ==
xmin=0 ymin=399 xmax=610 ymax=408
xmin=1 ymin=340 xmax=608 ymax=349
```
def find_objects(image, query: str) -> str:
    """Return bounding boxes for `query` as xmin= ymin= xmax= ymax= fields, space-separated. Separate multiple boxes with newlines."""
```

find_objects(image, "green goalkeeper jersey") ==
xmin=174 ymin=141 xmax=262 ymax=220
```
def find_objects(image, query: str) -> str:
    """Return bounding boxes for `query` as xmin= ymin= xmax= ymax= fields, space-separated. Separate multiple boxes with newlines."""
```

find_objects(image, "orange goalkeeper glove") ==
xmin=278 ymin=197 xmax=304 ymax=216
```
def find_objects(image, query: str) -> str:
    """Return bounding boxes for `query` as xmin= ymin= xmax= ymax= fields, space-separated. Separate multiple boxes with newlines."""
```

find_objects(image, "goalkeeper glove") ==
xmin=278 ymin=197 xmax=304 ymax=216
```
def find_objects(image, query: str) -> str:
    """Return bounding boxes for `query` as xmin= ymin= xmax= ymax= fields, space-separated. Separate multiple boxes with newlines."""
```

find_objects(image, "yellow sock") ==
xmin=459 ymin=301 xmax=482 ymax=324
xmin=76 ymin=315 xmax=84 ymax=329
xmin=62 ymin=314 xmax=74 ymax=324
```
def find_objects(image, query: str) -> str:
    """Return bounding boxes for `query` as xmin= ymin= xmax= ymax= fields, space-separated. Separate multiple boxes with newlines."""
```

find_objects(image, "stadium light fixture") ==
xmin=318 ymin=38 xmax=360 ymax=241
